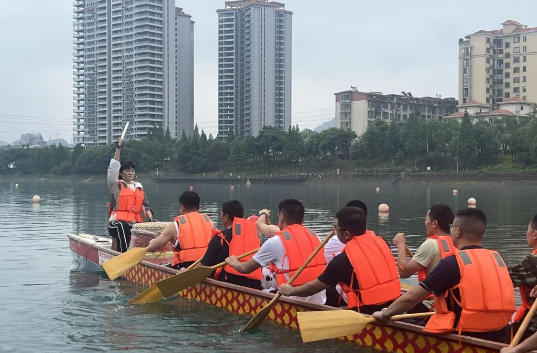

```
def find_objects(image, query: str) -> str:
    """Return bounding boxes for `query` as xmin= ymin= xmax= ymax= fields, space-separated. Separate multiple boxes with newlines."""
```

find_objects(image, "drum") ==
xmin=130 ymin=222 xmax=174 ymax=264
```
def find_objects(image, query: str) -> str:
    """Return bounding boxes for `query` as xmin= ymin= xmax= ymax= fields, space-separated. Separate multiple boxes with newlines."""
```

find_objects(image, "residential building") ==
xmin=459 ymin=20 xmax=537 ymax=108
xmin=334 ymin=88 xmax=458 ymax=137
xmin=73 ymin=0 xmax=194 ymax=147
xmin=445 ymin=97 xmax=534 ymax=123
xmin=20 ymin=133 xmax=46 ymax=147
xmin=217 ymin=0 xmax=292 ymax=140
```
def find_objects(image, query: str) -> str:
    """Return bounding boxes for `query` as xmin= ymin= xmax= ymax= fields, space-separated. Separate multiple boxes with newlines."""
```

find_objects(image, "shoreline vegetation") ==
xmin=3 ymin=112 xmax=537 ymax=181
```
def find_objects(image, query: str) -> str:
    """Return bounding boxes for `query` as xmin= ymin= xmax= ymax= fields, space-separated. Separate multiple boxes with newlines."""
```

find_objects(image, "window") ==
xmin=463 ymin=77 xmax=469 ymax=84
xmin=523 ymin=76 xmax=527 ymax=82
xmin=523 ymin=86 xmax=527 ymax=93
xmin=514 ymin=57 xmax=520 ymax=63
xmin=487 ymin=37 xmax=491 ymax=44
xmin=514 ymin=37 xmax=520 ymax=43
xmin=514 ymin=77 xmax=520 ymax=83
xmin=523 ymin=46 xmax=527 ymax=52
xmin=514 ymin=67 xmax=520 ymax=73
xmin=505 ymin=82 xmax=510 ymax=88
xmin=523 ymin=35 xmax=527 ymax=42
xmin=505 ymin=42 xmax=511 ymax=48
xmin=486 ymin=48 xmax=491 ymax=54
xmin=505 ymin=92 xmax=510 ymax=98
xmin=505 ymin=62 xmax=510 ymax=68
xmin=523 ymin=56 xmax=527 ymax=62
xmin=514 ymin=87 xmax=520 ymax=94
xmin=514 ymin=47 xmax=520 ymax=53
xmin=505 ymin=52 xmax=511 ymax=58
xmin=463 ymin=59 xmax=469 ymax=67
xmin=505 ymin=72 xmax=511 ymax=78
xmin=523 ymin=66 xmax=527 ymax=72
xmin=463 ymin=88 xmax=469 ymax=97
xmin=463 ymin=68 xmax=469 ymax=75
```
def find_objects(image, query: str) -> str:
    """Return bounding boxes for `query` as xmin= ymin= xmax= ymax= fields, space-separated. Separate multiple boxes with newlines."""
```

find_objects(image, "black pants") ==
xmin=108 ymin=220 xmax=132 ymax=253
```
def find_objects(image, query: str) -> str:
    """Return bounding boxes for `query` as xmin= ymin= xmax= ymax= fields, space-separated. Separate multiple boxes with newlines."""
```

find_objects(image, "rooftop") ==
xmin=218 ymin=0 xmax=291 ymax=13
xmin=457 ymin=100 xmax=491 ymax=107
xmin=470 ymin=20 xmax=537 ymax=36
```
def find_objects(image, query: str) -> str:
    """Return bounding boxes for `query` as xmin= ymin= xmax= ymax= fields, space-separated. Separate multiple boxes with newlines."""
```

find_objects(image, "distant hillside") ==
xmin=0 ymin=141 xmax=8 ymax=147
xmin=47 ymin=139 xmax=72 ymax=147
xmin=313 ymin=118 xmax=335 ymax=132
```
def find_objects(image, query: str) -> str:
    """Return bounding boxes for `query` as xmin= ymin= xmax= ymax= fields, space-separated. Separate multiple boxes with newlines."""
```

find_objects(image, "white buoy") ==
xmin=189 ymin=186 xmax=194 ymax=191
xmin=15 ymin=183 xmax=18 ymax=187
xmin=453 ymin=189 xmax=458 ymax=195
xmin=378 ymin=203 xmax=389 ymax=213
xmin=32 ymin=195 xmax=41 ymax=204
xmin=245 ymin=179 xmax=252 ymax=187
xmin=375 ymin=186 xmax=380 ymax=193
xmin=468 ymin=197 xmax=476 ymax=206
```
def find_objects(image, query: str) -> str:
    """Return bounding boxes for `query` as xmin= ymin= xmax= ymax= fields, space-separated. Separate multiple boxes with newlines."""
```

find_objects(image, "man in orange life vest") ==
xmin=107 ymin=136 xmax=155 ymax=253
xmin=508 ymin=213 xmax=537 ymax=341
xmin=502 ymin=285 xmax=537 ymax=353
xmin=278 ymin=206 xmax=400 ymax=313
xmin=393 ymin=204 xmax=456 ymax=280
xmin=225 ymin=199 xmax=327 ymax=304
xmin=147 ymin=191 xmax=213 ymax=269
xmin=373 ymin=208 xmax=515 ymax=343
xmin=199 ymin=200 xmax=262 ymax=290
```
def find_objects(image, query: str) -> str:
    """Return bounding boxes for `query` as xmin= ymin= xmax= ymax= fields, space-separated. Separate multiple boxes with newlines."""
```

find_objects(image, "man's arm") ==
xmin=393 ymin=233 xmax=411 ymax=271
xmin=509 ymin=255 xmax=537 ymax=287
xmin=147 ymin=223 xmax=176 ymax=252
xmin=372 ymin=285 xmax=431 ymax=322
xmin=278 ymin=280 xmax=329 ymax=297
xmin=398 ymin=260 xmax=426 ymax=279
xmin=224 ymin=257 xmax=261 ymax=274
xmin=141 ymin=192 xmax=153 ymax=220
xmin=256 ymin=212 xmax=280 ymax=238
xmin=501 ymin=330 xmax=537 ymax=353
xmin=113 ymin=137 xmax=123 ymax=162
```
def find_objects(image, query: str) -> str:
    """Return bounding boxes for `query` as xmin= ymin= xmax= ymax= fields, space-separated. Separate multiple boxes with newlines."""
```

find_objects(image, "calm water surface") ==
xmin=0 ymin=179 xmax=534 ymax=352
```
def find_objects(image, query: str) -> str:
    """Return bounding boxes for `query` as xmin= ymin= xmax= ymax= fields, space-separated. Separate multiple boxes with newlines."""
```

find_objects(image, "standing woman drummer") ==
xmin=107 ymin=136 xmax=156 ymax=253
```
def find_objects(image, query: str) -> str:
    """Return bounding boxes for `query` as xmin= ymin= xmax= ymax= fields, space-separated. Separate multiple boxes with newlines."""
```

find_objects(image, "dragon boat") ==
xmin=68 ymin=222 xmax=507 ymax=353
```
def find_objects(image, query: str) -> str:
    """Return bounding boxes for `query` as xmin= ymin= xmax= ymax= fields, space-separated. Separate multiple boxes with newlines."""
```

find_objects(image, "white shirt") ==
xmin=324 ymin=236 xmax=345 ymax=263
xmin=107 ymin=159 xmax=144 ymax=222
xmin=253 ymin=236 xmax=326 ymax=305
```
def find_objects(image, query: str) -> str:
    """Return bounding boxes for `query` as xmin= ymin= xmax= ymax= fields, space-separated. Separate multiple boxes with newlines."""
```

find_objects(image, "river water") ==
xmin=0 ymin=179 xmax=533 ymax=352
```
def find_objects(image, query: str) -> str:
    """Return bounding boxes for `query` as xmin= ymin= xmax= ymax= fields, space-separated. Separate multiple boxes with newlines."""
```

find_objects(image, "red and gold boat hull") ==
xmin=68 ymin=233 xmax=506 ymax=353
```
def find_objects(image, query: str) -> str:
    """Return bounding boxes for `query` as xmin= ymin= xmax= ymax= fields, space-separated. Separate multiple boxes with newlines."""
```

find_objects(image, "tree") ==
xmin=457 ymin=112 xmax=477 ymax=171
xmin=283 ymin=125 xmax=304 ymax=166
xmin=473 ymin=120 xmax=499 ymax=166
xmin=402 ymin=114 xmax=426 ymax=168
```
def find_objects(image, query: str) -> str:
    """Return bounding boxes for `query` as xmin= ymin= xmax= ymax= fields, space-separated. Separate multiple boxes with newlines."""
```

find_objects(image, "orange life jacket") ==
xmin=220 ymin=218 xmax=263 ymax=281
xmin=172 ymin=212 xmax=213 ymax=266
xmin=417 ymin=235 xmax=456 ymax=282
xmin=115 ymin=181 xmax=144 ymax=223
xmin=269 ymin=224 xmax=326 ymax=286
xmin=339 ymin=232 xmax=401 ymax=310
xmin=424 ymin=248 xmax=515 ymax=334
xmin=512 ymin=249 xmax=537 ymax=323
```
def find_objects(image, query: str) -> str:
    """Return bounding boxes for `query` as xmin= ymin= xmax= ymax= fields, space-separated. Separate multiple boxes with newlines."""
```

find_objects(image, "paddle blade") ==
xmin=241 ymin=294 xmax=280 ymax=331
xmin=156 ymin=266 xmax=214 ymax=298
xmin=102 ymin=247 xmax=148 ymax=280
xmin=128 ymin=284 xmax=163 ymax=305
xmin=297 ymin=310 xmax=372 ymax=343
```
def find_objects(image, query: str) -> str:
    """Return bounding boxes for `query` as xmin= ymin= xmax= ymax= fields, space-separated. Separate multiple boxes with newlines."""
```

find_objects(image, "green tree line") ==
xmin=2 ymin=112 xmax=537 ymax=176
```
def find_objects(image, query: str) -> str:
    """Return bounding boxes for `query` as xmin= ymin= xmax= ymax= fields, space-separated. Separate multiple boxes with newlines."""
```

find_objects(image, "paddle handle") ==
xmin=405 ymin=245 xmax=414 ymax=258
xmin=391 ymin=312 xmax=434 ymax=321
xmin=286 ymin=230 xmax=335 ymax=286
xmin=511 ymin=295 xmax=537 ymax=346
xmin=121 ymin=121 xmax=130 ymax=140
xmin=212 ymin=247 xmax=260 ymax=270
xmin=186 ymin=257 xmax=202 ymax=270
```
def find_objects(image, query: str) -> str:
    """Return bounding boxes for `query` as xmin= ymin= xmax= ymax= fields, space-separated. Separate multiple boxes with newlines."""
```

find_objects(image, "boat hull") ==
xmin=68 ymin=234 xmax=506 ymax=353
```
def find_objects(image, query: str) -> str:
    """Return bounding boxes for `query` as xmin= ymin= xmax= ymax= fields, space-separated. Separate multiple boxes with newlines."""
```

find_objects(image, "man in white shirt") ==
xmin=226 ymin=199 xmax=327 ymax=305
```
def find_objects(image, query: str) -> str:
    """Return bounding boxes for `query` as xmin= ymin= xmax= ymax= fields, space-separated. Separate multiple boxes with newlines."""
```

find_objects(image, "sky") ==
xmin=1 ymin=0 xmax=537 ymax=143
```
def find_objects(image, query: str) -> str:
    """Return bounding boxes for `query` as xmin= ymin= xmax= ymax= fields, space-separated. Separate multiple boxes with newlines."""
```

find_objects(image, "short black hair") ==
xmin=346 ymin=200 xmax=368 ymax=216
xmin=336 ymin=207 xmax=366 ymax=236
xmin=429 ymin=203 xmax=455 ymax=234
xmin=278 ymin=199 xmax=305 ymax=225
xmin=456 ymin=208 xmax=487 ymax=238
xmin=119 ymin=161 xmax=136 ymax=178
xmin=179 ymin=191 xmax=200 ymax=211
xmin=531 ymin=214 xmax=537 ymax=230
xmin=222 ymin=200 xmax=244 ymax=222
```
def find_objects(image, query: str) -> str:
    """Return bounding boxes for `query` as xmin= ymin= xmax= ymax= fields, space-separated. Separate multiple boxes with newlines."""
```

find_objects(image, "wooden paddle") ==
xmin=511 ymin=294 xmax=537 ymax=346
xmin=102 ymin=246 xmax=149 ymax=280
xmin=405 ymin=244 xmax=414 ymax=258
xmin=128 ymin=257 xmax=202 ymax=305
xmin=241 ymin=230 xmax=335 ymax=331
xmin=156 ymin=247 xmax=260 ymax=298
xmin=297 ymin=310 xmax=435 ymax=343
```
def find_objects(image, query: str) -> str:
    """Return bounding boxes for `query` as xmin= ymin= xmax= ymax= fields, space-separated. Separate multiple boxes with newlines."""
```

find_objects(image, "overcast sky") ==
xmin=1 ymin=0 xmax=537 ymax=143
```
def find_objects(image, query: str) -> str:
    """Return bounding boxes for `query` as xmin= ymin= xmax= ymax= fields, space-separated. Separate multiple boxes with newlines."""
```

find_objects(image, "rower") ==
xmin=199 ymin=200 xmax=262 ymax=290
xmin=372 ymin=208 xmax=515 ymax=343
xmin=393 ymin=204 xmax=456 ymax=280
xmin=324 ymin=200 xmax=369 ymax=263
xmin=278 ymin=206 xmax=400 ymax=313
xmin=107 ymin=136 xmax=155 ymax=253
xmin=147 ymin=191 xmax=213 ymax=269
xmin=509 ymin=213 xmax=537 ymax=342
xmin=225 ymin=199 xmax=327 ymax=304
